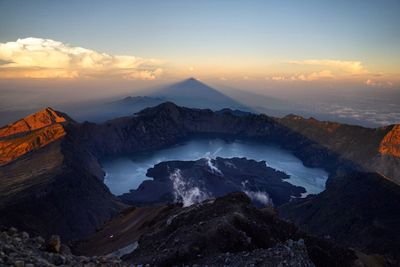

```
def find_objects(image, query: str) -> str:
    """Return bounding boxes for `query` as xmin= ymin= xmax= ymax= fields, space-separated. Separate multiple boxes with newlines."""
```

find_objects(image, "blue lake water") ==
xmin=102 ymin=138 xmax=328 ymax=196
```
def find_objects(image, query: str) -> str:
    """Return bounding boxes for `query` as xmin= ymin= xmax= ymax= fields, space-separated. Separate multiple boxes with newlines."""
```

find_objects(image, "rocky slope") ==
xmin=279 ymin=171 xmax=400 ymax=261
xmin=76 ymin=193 xmax=360 ymax=267
xmin=120 ymin=157 xmax=305 ymax=207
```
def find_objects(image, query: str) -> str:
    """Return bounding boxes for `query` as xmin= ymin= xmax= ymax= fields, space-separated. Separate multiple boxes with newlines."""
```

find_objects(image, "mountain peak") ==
xmin=0 ymin=107 xmax=71 ymax=138
xmin=379 ymin=124 xmax=400 ymax=158
xmin=0 ymin=107 xmax=72 ymax=165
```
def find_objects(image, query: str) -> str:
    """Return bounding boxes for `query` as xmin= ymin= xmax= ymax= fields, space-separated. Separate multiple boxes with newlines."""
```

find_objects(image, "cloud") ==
xmin=291 ymin=70 xmax=334 ymax=81
xmin=271 ymin=76 xmax=285 ymax=81
xmin=288 ymin=59 xmax=368 ymax=75
xmin=266 ymin=70 xmax=334 ymax=82
xmin=365 ymin=79 xmax=393 ymax=88
xmin=0 ymin=37 xmax=164 ymax=79
xmin=244 ymin=190 xmax=272 ymax=206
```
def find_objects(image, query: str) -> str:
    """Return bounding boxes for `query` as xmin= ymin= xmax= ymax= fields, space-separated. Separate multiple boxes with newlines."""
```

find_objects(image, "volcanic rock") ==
xmin=119 ymin=157 xmax=305 ymax=207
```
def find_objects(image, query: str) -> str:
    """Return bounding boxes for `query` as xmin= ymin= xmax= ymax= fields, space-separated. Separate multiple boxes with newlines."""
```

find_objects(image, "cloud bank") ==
xmin=264 ymin=59 xmax=376 ymax=82
xmin=0 ymin=38 xmax=163 ymax=79
xmin=288 ymin=59 xmax=368 ymax=75
xmin=266 ymin=70 xmax=334 ymax=82
xmin=365 ymin=79 xmax=393 ymax=88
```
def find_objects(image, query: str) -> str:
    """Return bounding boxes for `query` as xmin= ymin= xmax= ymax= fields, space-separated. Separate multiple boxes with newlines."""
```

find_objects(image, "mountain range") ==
xmin=0 ymin=102 xmax=400 ymax=265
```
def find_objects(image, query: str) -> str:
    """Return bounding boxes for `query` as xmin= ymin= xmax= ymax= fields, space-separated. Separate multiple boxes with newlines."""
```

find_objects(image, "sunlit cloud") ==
xmin=265 ymin=70 xmax=334 ymax=82
xmin=288 ymin=59 xmax=368 ymax=75
xmin=365 ymin=79 xmax=393 ymax=88
xmin=271 ymin=76 xmax=286 ymax=81
xmin=291 ymin=70 xmax=334 ymax=81
xmin=0 ymin=37 xmax=164 ymax=79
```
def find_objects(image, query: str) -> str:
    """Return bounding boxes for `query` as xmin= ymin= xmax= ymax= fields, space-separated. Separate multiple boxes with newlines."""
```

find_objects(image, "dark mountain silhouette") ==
xmin=150 ymin=77 xmax=251 ymax=111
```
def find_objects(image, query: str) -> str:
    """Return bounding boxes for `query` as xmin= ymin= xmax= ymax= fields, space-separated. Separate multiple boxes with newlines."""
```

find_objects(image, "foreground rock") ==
xmin=120 ymin=157 xmax=305 ymax=207
xmin=194 ymin=240 xmax=314 ymax=267
xmin=0 ymin=227 xmax=121 ymax=266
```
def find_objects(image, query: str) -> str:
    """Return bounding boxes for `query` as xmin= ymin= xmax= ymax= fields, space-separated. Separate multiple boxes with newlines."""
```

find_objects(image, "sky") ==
xmin=0 ymin=0 xmax=399 ymax=85
xmin=0 ymin=0 xmax=399 ymax=128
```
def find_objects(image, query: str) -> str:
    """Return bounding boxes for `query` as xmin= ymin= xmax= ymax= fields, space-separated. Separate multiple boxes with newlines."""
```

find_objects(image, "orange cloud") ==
xmin=365 ymin=79 xmax=393 ymax=88
xmin=0 ymin=37 xmax=164 ymax=79
xmin=265 ymin=70 xmax=334 ymax=82
xmin=288 ymin=59 xmax=368 ymax=75
xmin=292 ymin=70 xmax=334 ymax=81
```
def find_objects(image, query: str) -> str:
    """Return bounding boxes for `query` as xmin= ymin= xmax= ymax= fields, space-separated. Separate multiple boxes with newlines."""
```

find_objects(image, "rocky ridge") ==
xmin=122 ymin=193 xmax=357 ymax=266
xmin=75 ymin=193 xmax=359 ymax=266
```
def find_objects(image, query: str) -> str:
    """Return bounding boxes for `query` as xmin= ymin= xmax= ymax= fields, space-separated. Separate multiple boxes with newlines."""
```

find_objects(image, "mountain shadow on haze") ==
xmin=60 ymin=96 xmax=165 ymax=123
xmin=61 ymin=78 xmax=252 ymax=123
xmin=150 ymin=77 xmax=252 ymax=111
